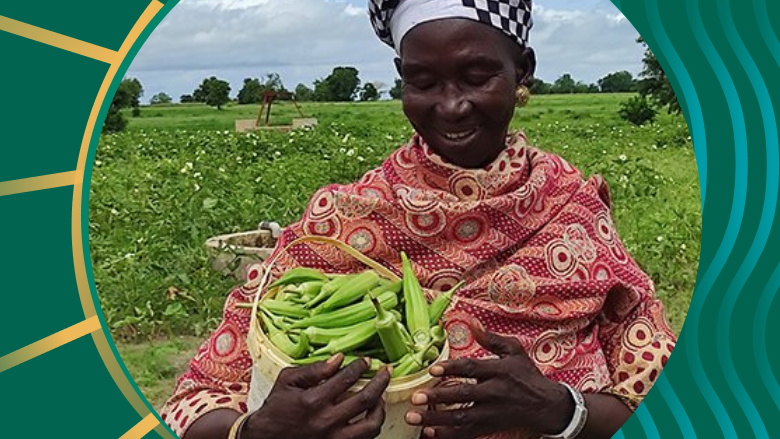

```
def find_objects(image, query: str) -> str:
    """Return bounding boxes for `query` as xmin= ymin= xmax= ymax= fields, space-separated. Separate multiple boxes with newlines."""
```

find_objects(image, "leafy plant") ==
xmin=619 ymin=96 xmax=658 ymax=126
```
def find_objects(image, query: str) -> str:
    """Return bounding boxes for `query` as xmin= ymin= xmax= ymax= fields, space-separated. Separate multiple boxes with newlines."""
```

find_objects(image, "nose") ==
xmin=436 ymin=84 xmax=472 ymax=121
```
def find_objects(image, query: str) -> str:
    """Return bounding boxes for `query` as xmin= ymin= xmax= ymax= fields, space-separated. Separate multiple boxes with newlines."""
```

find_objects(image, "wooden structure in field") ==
xmin=235 ymin=91 xmax=318 ymax=133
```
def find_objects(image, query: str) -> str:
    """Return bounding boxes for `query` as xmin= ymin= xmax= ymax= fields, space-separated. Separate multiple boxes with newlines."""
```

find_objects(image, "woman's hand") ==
xmin=404 ymin=320 xmax=575 ymax=439
xmin=242 ymin=354 xmax=391 ymax=439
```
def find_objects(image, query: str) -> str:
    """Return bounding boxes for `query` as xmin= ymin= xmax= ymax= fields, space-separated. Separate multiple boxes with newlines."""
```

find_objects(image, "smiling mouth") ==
xmin=440 ymin=128 xmax=478 ymax=141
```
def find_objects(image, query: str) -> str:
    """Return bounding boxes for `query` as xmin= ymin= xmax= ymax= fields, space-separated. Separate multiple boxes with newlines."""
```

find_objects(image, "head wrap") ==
xmin=369 ymin=0 xmax=533 ymax=55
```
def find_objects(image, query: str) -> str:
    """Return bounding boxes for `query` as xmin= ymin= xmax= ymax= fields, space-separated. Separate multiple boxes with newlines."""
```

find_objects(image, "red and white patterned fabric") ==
xmin=161 ymin=132 xmax=676 ymax=437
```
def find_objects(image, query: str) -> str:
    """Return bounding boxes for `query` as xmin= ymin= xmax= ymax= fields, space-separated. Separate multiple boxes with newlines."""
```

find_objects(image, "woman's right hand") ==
xmin=241 ymin=353 xmax=391 ymax=439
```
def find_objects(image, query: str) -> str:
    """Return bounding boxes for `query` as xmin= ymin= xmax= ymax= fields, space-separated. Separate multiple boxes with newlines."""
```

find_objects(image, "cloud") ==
xmin=126 ymin=0 xmax=644 ymax=102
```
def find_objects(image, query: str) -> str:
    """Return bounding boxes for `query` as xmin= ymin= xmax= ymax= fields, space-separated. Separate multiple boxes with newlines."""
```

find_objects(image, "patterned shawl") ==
xmin=161 ymin=132 xmax=676 ymax=438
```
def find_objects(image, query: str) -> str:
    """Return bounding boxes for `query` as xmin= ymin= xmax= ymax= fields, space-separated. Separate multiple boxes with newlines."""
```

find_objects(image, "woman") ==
xmin=161 ymin=1 xmax=677 ymax=438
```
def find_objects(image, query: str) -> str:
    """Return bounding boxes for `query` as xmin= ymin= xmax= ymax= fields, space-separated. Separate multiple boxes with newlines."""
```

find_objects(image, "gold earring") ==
xmin=515 ymin=85 xmax=530 ymax=107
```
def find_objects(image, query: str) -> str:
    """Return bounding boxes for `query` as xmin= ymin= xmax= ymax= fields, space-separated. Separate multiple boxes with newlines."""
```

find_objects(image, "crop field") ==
xmin=93 ymin=94 xmax=700 ymax=407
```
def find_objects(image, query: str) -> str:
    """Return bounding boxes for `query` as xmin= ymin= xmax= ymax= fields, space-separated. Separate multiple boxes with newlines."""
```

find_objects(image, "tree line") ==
xmin=104 ymin=36 xmax=678 ymax=134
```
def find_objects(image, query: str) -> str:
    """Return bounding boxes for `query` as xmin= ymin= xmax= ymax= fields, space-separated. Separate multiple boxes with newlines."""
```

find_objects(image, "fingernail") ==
xmin=424 ymin=427 xmax=436 ymax=437
xmin=327 ymin=353 xmax=343 ymax=365
xmin=411 ymin=392 xmax=428 ymax=405
xmin=363 ymin=357 xmax=372 ymax=367
xmin=386 ymin=365 xmax=394 ymax=376
xmin=405 ymin=411 xmax=422 ymax=425
xmin=430 ymin=365 xmax=444 ymax=376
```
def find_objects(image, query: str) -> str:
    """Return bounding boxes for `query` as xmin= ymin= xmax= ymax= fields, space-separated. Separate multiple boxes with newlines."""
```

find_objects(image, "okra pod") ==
xmin=291 ymin=291 xmax=398 ymax=329
xmin=295 ymin=281 xmax=324 ymax=298
xmin=305 ymin=274 xmax=354 ymax=309
xmin=371 ymin=296 xmax=410 ymax=362
xmin=268 ymin=267 xmax=328 ymax=289
xmin=302 ymin=320 xmax=376 ymax=345
xmin=259 ymin=299 xmax=309 ymax=319
xmin=430 ymin=324 xmax=446 ymax=344
xmin=316 ymin=270 xmax=381 ymax=313
xmin=261 ymin=312 xmax=309 ymax=359
xmin=401 ymin=252 xmax=431 ymax=348
xmin=292 ymin=355 xmax=384 ymax=372
xmin=391 ymin=341 xmax=431 ymax=378
xmin=311 ymin=322 xmax=377 ymax=356
xmin=428 ymin=281 xmax=465 ymax=324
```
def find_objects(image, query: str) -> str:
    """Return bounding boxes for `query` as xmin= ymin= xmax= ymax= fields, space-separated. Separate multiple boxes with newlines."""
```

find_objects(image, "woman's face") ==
xmin=397 ymin=19 xmax=533 ymax=169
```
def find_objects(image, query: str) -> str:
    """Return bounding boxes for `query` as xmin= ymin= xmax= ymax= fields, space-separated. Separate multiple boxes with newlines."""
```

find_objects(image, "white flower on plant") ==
xmin=219 ymin=167 xmax=226 ymax=173
xmin=194 ymin=183 xmax=201 ymax=191
xmin=193 ymin=172 xmax=202 ymax=178
xmin=656 ymin=236 xmax=664 ymax=242
xmin=619 ymin=154 xmax=627 ymax=161
xmin=346 ymin=149 xmax=355 ymax=157
xmin=342 ymin=133 xmax=351 ymax=143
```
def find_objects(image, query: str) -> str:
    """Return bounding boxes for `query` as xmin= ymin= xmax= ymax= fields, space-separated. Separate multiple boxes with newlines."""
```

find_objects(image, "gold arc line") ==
xmin=0 ymin=171 xmax=77 ymax=197
xmin=119 ymin=413 xmax=159 ymax=439
xmin=0 ymin=316 xmax=101 ymax=373
xmin=70 ymin=2 xmax=175 ymax=438
xmin=0 ymin=15 xmax=117 ymax=64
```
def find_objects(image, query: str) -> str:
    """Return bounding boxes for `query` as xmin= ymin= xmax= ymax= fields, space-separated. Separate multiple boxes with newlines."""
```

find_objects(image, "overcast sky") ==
xmin=126 ymin=0 xmax=644 ymax=102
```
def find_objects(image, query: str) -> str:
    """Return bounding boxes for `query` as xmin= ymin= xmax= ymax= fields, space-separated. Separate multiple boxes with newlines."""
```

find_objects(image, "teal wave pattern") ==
xmin=613 ymin=0 xmax=780 ymax=438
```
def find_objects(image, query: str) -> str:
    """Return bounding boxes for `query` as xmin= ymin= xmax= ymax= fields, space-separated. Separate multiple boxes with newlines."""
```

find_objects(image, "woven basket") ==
xmin=245 ymin=236 xmax=448 ymax=439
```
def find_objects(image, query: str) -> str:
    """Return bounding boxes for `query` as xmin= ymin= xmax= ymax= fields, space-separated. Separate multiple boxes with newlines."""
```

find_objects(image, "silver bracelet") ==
xmin=543 ymin=383 xmax=588 ymax=439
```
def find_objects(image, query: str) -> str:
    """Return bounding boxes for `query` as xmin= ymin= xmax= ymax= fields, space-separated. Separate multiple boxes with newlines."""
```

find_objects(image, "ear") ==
xmin=515 ymin=47 xmax=537 ymax=86
xmin=394 ymin=57 xmax=403 ymax=78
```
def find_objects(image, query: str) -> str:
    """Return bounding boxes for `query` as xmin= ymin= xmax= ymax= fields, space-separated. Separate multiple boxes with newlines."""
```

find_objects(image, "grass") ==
xmin=116 ymin=336 xmax=201 ymax=411
xmin=101 ymin=95 xmax=700 ymax=404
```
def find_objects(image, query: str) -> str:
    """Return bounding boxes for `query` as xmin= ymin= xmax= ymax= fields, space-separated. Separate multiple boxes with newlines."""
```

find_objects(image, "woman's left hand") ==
xmin=405 ymin=320 xmax=575 ymax=439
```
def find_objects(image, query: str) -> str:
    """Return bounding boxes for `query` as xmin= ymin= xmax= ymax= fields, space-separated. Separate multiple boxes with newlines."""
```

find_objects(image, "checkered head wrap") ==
xmin=369 ymin=0 xmax=533 ymax=55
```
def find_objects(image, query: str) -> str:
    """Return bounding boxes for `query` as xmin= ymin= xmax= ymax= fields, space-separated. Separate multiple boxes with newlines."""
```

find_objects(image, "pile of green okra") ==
xmin=244 ymin=252 xmax=463 ymax=379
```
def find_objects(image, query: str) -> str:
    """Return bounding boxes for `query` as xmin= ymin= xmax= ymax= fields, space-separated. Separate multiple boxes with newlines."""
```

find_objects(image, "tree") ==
xmin=313 ymin=67 xmax=361 ymax=101
xmin=262 ymin=72 xmax=286 ymax=94
xmin=636 ymin=37 xmax=680 ymax=114
xmin=150 ymin=92 xmax=172 ymax=105
xmin=295 ymin=83 xmax=314 ymax=101
xmin=237 ymin=78 xmax=263 ymax=104
xmin=194 ymin=76 xmax=231 ymax=109
xmin=117 ymin=78 xmax=143 ymax=117
xmin=573 ymin=81 xmax=598 ymax=94
xmin=180 ymin=94 xmax=195 ymax=103
xmin=552 ymin=74 xmax=577 ymax=94
xmin=359 ymin=83 xmax=380 ymax=101
xmin=528 ymin=77 xmax=551 ymax=95
xmin=389 ymin=78 xmax=403 ymax=99
xmin=103 ymin=83 xmax=134 ymax=134
xmin=598 ymin=71 xmax=636 ymax=93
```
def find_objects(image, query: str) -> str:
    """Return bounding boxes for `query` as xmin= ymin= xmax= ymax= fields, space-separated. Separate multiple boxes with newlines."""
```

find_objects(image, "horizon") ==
xmin=126 ymin=0 xmax=644 ymax=104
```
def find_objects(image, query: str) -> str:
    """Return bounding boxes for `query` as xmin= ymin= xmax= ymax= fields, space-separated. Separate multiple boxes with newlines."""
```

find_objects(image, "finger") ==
xmin=421 ymin=426 xmax=484 ymax=439
xmin=334 ymin=399 xmax=386 ymax=439
xmin=469 ymin=319 xmax=526 ymax=358
xmin=283 ymin=353 xmax=344 ymax=388
xmin=410 ymin=383 xmax=484 ymax=406
xmin=408 ymin=406 xmax=493 ymax=433
xmin=429 ymin=357 xmax=498 ymax=380
xmin=308 ymin=357 xmax=370 ymax=403
xmin=332 ymin=367 xmax=392 ymax=424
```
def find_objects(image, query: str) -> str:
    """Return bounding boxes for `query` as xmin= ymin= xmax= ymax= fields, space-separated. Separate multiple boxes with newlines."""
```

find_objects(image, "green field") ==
xmin=95 ymin=95 xmax=700 ymax=406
